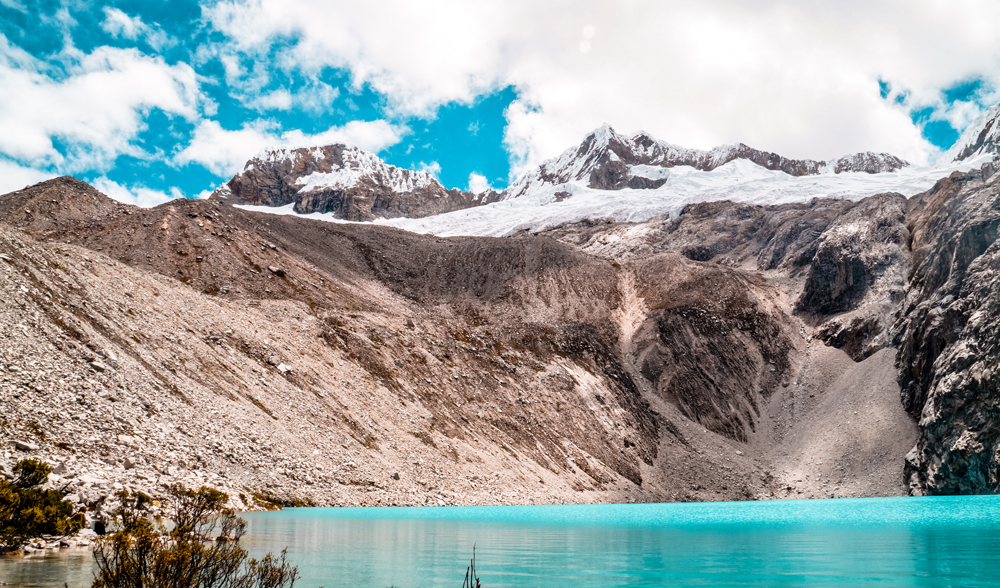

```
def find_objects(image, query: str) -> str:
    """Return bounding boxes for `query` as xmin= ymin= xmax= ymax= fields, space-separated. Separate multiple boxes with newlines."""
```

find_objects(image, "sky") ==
xmin=1 ymin=1 xmax=1000 ymax=206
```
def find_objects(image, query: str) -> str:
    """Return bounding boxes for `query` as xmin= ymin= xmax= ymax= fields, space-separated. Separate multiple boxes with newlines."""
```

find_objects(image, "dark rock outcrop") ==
xmin=832 ymin=152 xmax=909 ymax=174
xmin=631 ymin=254 xmax=793 ymax=442
xmin=891 ymin=162 xmax=1000 ymax=495
xmin=795 ymin=193 xmax=910 ymax=359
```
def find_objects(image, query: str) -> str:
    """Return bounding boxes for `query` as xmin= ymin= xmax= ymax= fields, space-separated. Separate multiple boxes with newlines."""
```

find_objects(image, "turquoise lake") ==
xmin=3 ymin=496 xmax=1000 ymax=587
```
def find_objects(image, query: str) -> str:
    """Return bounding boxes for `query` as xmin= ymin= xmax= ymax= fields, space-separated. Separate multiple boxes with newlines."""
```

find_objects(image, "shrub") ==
xmin=0 ymin=459 xmax=84 ymax=552
xmin=92 ymin=485 xmax=298 ymax=588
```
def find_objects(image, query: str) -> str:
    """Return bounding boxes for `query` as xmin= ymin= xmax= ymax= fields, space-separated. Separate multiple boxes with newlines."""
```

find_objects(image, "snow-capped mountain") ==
xmin=229 ymin=105 xmax=1000 ymax=237
xmin=222 ymin=144 xmax=497 ymax=221
xmin=503 ymin=124 xmax=909 ymax=200
xmin=943 ymin=102 xmax=1000 ymax=163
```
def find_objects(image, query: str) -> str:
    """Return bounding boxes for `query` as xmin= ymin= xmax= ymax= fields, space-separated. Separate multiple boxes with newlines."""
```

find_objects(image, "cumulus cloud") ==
xmin=467 ymin=172 xmax=491 ymax=194
xmin=0 ymin=35 xmax=201 ymax=172
xmin=417 ymin=161 xmax=442 ymax=179
xmin=91 ymin=176 xmax=184 ymax=208
xmin=244 ymin=81 xmax=340 ymax=113
xmin=101 ymin=8 xmax=176 ymax=51
xmin=174 ymin=118 xmax=406 ymax=177
xmin=204 ymin=0 xmax=1000 ymax=173
xmin=0 ymin=159 xmax=57 ymax=195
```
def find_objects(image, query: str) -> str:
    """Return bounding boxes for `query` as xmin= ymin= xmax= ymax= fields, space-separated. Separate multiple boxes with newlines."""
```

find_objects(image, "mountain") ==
xmin=223 ymin=144 xmax=499 ymax=221
xmin=219 ymin=108 xmax=1000 ymax=238
xmin=219 ymin=127 xmax=911 ymax=228
xmin=503 ymin=124 xmax=910 ymax=199
xmin=531 ymin=157 xmax=1000 ymax=497
xmin=1 ymin=175 xmax=932 ymax=519
xmin=5 ymin=107 xmax=1000 ymax=518
xmin=944 ymin=102 xmax=1000 ymax=163
xmin=892 ymin=160 xmax=1000 ymax=494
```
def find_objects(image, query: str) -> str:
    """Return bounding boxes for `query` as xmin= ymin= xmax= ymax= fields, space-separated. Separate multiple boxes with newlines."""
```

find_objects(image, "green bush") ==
xmin=0 ymin=459 xmax=83 ymax=552
xmin=92 ymin=485 xmax=298 ymax=588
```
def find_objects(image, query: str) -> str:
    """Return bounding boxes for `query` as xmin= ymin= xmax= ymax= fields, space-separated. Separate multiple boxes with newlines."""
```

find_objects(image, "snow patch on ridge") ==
xmin=236 ymin=154 xmax=994 ymax=238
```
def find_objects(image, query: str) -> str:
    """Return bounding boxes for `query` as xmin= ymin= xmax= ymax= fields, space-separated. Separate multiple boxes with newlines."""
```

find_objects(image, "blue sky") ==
xmin=1 ymin=1 xmax=999 ymax=206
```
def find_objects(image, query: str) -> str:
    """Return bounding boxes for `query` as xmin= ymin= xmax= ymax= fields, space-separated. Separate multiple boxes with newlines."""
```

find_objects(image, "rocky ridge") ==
xmin=891 ymin=161 xmax=1000 ymax=494
xmin=225 ymin=144 xmax=498 ymax=221
xmin=222 ymin=126 xmax=913 ymax=224
xmin=945 ymin=102 xmax=1000 ymax=163
xmin=503 ymin=124 xmax=910 ymax=199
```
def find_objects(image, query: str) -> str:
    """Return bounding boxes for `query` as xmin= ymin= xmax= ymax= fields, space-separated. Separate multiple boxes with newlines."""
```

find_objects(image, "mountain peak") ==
xmin=0 ymin=175 xmax=131 ymax=236
xmin=225 ymin=143 xmax=495 ymax=221
xmin=503 ymin=127 xmax=910 ymax=199
xmin=945 ymin=102 xmax=1000 ymax=163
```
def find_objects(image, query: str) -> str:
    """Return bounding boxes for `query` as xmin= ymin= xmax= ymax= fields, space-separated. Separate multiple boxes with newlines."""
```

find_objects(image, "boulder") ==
xmin=12 ymin=439 xmax=39 ymax=451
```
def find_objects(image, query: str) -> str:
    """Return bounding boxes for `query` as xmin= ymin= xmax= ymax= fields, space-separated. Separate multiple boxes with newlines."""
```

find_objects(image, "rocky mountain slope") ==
xmin=534 ymin=159 xmax=1000 ymax=497
xmin=891 ymin=161 xmax=1000 ymax=495
xmin=1 ymin=174 xmax=935 ymax=517
xmin=6 ymin=104 xmax=1000 ymax=513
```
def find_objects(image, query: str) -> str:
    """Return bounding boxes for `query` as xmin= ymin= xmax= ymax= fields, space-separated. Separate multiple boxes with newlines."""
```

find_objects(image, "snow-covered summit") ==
xmin=239 ymin=144 xmax=439 ymax=195
xmin=503 ymin=125 xmax=909 ymax=201
xmin=943 ymin=102 xmax=1000 ymax=164
xmin=224 ymin=144 xmax=495 ymax=221
xmin=230 ymin=108 xmax=1000 ymax=237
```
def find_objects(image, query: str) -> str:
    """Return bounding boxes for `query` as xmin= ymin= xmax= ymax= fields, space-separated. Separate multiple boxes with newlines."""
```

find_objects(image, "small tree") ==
xmin=0 ymin=459 xmax=83 ymax=552
xmin=92 ymin=484 xmax=298 ymax=588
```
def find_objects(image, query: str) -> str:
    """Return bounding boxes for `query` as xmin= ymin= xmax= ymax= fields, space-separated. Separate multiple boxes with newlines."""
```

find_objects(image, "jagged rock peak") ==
xmin=503 ymin=125 xmax=910 ymax=199
xmin=832 ymin=152 xmax=909 ymax=174
xmin=945 ymin=101 xmax=1000 ymax=163
xmin=224 ymin=144 xmax=496 ymax=222
xmin=231 ymin=144 xmax=439 ymax=203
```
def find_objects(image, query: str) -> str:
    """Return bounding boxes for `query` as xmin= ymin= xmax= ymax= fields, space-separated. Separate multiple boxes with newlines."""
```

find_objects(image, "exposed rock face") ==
xmin=892 ymin=162 xmax=1000 ymax=495
xmin=225 ymin=145 xmax=494 ymax=221
xmin=795 ymin=193 xmax=910 ymax=360
xmin=832 ymin=152 xmax=909 ymax=174
xmin=504 ymin=125 xmax=910 ymax=199
xmin=534 ymin=195 xmax=910 ymax=364
xmin=630 ymin=254 xmax=793 ymax=442
xmin=535 ymin=157 xmax=1000 ymax=497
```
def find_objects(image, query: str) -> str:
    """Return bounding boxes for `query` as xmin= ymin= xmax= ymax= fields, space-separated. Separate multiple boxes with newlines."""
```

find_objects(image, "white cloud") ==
xmin=0 ymin=0 xmax=26 ymax=12
xmin=249 ymin=88 xmax=293 ymax=111
xmin=0 ymin=37 xmax=201 ymax=172
xmin=174 ymin=119 xmax=406 ymax=177
xmin=467 ymin=172 xmax=491 ymax=194
xmin=91 ymin=176 xmax=182 ymax=208
xmin=417 ymin=161 xmax=441 ymax=179
xmin=101 ymin=8 xmax=175 ymax=51
xmin=245 ymin=81 xmax=340 ymax=113
xmin=205 ymin=0 xmax=1000 ymax=173
xmin=0 ymin=160 xmax=56 ymax=195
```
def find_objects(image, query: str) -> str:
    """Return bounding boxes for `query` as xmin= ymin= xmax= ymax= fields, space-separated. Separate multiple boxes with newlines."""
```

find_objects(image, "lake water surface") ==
xmin=3 ymin=496 xmax=1000 ymax=587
